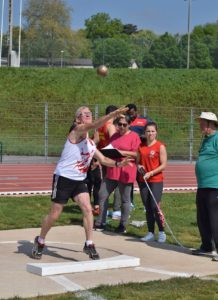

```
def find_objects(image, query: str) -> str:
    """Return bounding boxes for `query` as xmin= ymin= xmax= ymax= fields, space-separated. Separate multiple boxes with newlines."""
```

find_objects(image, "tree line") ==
xmin=2 ymin=0 xmax=218 ymax=68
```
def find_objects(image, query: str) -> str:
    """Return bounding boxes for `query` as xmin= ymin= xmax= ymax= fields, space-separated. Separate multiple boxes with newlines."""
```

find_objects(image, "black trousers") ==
xmin=86 ymin=166 xmax=102 ymax=206
xmin=138 ymin=181 xmax=164 ymax=232
xmin=196 ymin=188 xmax=218 ymax=251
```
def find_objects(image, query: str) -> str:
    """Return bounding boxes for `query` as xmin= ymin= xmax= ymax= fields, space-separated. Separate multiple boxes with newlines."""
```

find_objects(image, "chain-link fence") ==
xmin=0 ymin=102 xmax=212 ymax=163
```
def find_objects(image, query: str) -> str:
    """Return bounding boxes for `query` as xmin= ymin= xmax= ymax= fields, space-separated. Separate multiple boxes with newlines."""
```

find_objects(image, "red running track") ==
xmin=0 ymin=163 xmax=197 ymax=196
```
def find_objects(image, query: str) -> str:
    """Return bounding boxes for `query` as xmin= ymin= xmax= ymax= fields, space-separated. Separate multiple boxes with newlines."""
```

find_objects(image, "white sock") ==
xmin=86 ymin=240 xmax=93 ymax=246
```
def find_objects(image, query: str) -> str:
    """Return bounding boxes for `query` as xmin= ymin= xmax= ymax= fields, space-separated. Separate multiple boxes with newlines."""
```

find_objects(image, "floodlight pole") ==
xmin=0 ymin=0 xmax=5 ymax=67
xmin=8 ymin=0 xmax=13 ymax=67
xmin=60 ymin=50 xmax=64 ymax=67
xmin=186 ymin=0 xmax=191 ymax=69
xmin=18 ymin=0 xmax=22 ymax=67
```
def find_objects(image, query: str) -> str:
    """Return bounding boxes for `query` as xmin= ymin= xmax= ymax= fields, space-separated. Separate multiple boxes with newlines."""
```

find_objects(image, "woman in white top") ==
xmin=32 ymin=105 xmax=131 ymax=260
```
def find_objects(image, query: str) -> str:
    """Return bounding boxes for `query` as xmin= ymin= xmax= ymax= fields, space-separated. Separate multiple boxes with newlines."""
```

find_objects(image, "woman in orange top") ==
xmin=137 ymin=122 xmax=167 ymax=243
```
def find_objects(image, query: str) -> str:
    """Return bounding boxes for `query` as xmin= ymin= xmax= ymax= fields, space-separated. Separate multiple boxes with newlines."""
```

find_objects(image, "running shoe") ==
xmin=158 ymin=231 xmax=166 ymax=243
xmin=83 ymin=243 xmax=100 ymax=260
xmin=192 ymin=247 xmax=213 ymax=256
xmin=94 ymin=223 xmax=105 ymax=231
xmin=115 ymin=224 xmax=127 ymax=234
xmin=32 ymin=236 xmax=45 ymax=259
xmin=140 ymin=232 xmax=155 ymax=242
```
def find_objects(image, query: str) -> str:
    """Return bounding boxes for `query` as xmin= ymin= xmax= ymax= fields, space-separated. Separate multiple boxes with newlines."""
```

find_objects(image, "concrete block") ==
xmin=27 ymin=255 xmax=140 ymax=276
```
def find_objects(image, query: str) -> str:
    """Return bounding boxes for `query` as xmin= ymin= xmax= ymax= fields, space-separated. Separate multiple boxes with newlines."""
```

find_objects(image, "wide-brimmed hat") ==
xmin=197 ymin=112 xmax=218 ymax=124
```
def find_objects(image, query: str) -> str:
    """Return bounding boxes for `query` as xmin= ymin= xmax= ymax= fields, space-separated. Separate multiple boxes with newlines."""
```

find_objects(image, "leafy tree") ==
xmin=92 ymin=38 xmax=132 ymax=68
xmin=191 ymin=22 xmax=218 ymax=68
xmin=70 ymin=30 xmax=92 ymax=58
xmin=85 ymin=13 xmax=124 ymax=40
xmin=149 ymin=33 xmax=180 ymax=68
xmin=22 ymin=0 xmax=73 ymax=64
xmin=123 ymin=24 xmax=138 ymax=35
xmin=130 ymin=30 xmax=157 ymax=68
xmin=142 ymin=48 xmax=155 ymax=68
xmin=190 ymin=40 xmax=212 ymax=68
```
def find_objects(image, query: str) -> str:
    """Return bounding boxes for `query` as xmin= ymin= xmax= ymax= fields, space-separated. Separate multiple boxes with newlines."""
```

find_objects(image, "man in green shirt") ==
xmin=192 ymin=112 xmax=218 ymax=261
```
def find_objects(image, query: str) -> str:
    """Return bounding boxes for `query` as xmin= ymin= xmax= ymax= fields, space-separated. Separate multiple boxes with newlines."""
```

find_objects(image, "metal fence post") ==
xmin=143 ymin=106 xmax=147 ymax=117
xmin=95 ymin=104 xmax=99 ymax=119
xmin=44 ymin=102 xmax=48 ymax=162
xmin=189 ymin=108 xmax=194 ymax=163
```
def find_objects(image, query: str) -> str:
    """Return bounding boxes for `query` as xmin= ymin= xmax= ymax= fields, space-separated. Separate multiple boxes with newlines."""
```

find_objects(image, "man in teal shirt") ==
xmin=192 ymin=112 xmax=218 ymax=261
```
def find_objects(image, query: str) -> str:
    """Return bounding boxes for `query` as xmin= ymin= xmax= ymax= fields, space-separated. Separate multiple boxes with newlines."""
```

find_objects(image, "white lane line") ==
xmin=49 ymin=276 xmax=107 ymax=300
xmin=134 ymin=187 xmax=197 ymax=192
xmin=0 ymin=177 xmax=18 ymax=180
xmin=49 ymin=275 xmax=84 ymax=291
xmin=76 ymin=291 xmax=107 ymax=300
xmin=0 ymin=190 xmax=51 ymax=196
xmin=135 ymin=267 xmax=200 ymax=278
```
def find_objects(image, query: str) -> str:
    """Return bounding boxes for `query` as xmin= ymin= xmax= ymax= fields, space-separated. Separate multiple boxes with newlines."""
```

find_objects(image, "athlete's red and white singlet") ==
xmin=54 ymin=138 xmax=96 ymax=180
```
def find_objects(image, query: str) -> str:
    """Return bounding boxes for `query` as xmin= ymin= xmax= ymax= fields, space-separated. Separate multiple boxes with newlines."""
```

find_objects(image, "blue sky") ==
xmin=1 ymin=0 xmax=218 ymax=35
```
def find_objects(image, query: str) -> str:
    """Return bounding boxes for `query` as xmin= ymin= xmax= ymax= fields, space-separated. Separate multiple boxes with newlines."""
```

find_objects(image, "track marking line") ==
xmin=135 ymin=266 xmax=200 ymax=278
xmin=0 ymin=177 xmax=18 ymax=180
xmin=75 ymin=291 xmax=107 ymax=300
xmin=0 ymin=190 xmax=51 ymax=196
xmin=49 ymin=275 xmax=85 ymax=292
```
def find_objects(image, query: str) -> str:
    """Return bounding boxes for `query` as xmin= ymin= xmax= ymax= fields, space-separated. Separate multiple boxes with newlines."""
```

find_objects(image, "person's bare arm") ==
xmin=119 ymin=150 xmax=137 ymax=158
xmin=94 ymin=149 xmax=133 ymax=167
xmin=107 ymin=123 xmax=117 ymax=138
xmin=75 ymin=106 xmax=128 ymax=133
xmin=92 ymin=130 xmax=99 ymax=144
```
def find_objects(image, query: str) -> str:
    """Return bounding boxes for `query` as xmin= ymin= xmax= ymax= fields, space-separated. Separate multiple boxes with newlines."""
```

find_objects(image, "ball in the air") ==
xmin=97 ymin=65 xmax=108 ymax=77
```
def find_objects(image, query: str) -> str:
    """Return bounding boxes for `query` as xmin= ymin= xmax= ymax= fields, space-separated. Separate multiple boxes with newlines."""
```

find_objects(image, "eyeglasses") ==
xmin=79 ymin=112 xmax=92 ymax=117
xmin=118 ymin=122 xmax=128 ymax=128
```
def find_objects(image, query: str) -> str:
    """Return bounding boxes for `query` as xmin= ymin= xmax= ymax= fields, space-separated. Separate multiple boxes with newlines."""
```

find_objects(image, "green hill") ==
xmin=0 ymin=67 xmax=218 ymax=107
xmin=0 ymin=68 xmax=218 ymax=159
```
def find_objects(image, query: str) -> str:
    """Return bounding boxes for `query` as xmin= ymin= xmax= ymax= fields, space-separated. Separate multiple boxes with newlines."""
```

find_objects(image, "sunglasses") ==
xmin=118 ymin=122 xmax=128 ymax=128
xmin=79 ymin=112 xmax=92 ymax=117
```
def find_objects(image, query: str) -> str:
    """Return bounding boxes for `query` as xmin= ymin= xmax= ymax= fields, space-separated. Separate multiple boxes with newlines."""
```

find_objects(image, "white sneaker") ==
xmin=140 ymin=232 xmax=155 ymax=242
xmin=158 ymin=231 xmax=166 ymax=243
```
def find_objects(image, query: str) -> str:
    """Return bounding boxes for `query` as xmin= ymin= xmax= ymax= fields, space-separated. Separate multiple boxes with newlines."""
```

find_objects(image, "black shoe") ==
xmin=83 ymin=243 xmax=100 ymax=260
xmin=32 ymin=236 xmax=45 ymax=259
xmin=94 ymin=223 xmax=105 ymax=232
xmin=115 ymin=224 xmax=127 ymax=234
xmin=192 ymin=247 xmax=213 ymax=256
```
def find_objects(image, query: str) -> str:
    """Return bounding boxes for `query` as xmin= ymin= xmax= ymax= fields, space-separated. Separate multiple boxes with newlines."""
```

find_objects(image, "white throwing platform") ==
xmin=27 ymin=255 xmax=140 ymax=276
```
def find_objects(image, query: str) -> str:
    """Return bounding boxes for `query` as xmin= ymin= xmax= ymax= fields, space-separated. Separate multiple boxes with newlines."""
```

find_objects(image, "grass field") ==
xmin=0 ymin=193 xmax=199 ymax=248
xmin=2 ymin=192 xmax=218 ymax=300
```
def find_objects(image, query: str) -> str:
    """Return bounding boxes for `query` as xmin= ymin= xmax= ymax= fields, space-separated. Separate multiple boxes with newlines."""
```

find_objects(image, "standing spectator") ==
xmin=97 ymin=105 xmax=118 ymax=150
xmin=192 ymin=112 xmax=218 ymax=260
xmin=98 ymin=105 xmax=122 ymax=219
xmin=31 ymin=105 xmax=130 ymax=260
xmin=137 ymin=122 xmax=167 ymax=243
xmin=95 ymin=114 xmax=141 ymax=233
xmin=126 ymin=103 xmax=152 ymax=139
xmin=87 ymin=105 xmax=119 ymax=216
xmin=126 ymin=103 xmax=152 ymax=208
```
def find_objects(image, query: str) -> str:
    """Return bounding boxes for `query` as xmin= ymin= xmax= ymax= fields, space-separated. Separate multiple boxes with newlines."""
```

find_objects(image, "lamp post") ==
xmin=0 ymin=0 xmax=5 ymax=67
xmin=60 ymin=50 xmax=64 ymax=68
xmin=186 ymin=0 xmax=191 ymax=69
xmin=8 ymin=0 xmax=13 ymax=67
xmin=17 ymin=0 xmax=22 ymax=67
